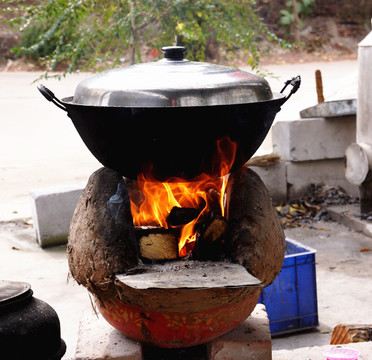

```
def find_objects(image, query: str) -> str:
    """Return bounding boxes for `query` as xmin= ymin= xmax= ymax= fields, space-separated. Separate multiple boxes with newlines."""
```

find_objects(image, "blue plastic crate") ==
xmin=258 ymin=237 xmax=318 ymax=335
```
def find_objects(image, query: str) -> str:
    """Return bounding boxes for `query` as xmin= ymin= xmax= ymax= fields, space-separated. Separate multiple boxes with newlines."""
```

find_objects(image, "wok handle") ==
xmin=37 ymin=84 xmax=67 ymax=112
xmin=280 ymin=75 xmax=301 ymax=103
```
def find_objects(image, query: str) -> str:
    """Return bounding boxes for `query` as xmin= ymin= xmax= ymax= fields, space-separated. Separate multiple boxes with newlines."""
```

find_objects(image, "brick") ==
xmin=30 ymin=183 xmax=85 ymax=247
xmin=207 ymin=304 xmax=272 ymax=360
xmin=75 ymin=310 xmax=142 ymax=360
xmin=272 ymin=117 xmax=356 ymax=162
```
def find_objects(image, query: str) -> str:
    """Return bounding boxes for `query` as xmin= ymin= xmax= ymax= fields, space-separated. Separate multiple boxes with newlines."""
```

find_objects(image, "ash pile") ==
xmin=276 ymin=184 xmax=359 ymax=228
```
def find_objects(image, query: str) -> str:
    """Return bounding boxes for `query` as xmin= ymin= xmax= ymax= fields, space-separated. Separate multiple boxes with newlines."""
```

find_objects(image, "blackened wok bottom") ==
xmin=63 ymin=95 xmax=286 ymax=181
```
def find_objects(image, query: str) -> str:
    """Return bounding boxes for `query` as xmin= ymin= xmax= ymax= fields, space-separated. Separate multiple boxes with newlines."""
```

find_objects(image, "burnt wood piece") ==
xmin=136 ymin=227 xmax=178 ymax=261
xmin=331 ymin=324 xmax=372 ymax=344
xmin=166 ymin=206 xmax=202 ymax=227
xmin=193 ymin=188 xmax=223 ymax=226
xmin=68 ymin=167 xmax=138 ymax=300
xmin=193 ymin=215 xmax=228 ymax=261
xmin=208 ymin=188 xmax=223 ymax=215
xmin=202 ymin=215 xmax=229 ymax=243
xmin=225 ymin=166 xmax=286 ymax=287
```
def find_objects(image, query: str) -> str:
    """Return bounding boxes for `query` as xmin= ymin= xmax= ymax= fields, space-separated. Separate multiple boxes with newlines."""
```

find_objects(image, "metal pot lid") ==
xmin=71 ymin=46 xmax=273 ymax=107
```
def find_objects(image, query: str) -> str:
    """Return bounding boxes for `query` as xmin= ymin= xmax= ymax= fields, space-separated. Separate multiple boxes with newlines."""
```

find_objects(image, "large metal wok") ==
xmin=38 ymin=46 xmax=300 ymax=181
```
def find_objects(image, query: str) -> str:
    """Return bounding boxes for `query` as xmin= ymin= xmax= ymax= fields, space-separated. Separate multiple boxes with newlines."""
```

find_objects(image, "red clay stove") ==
xmin=67 ymin=165 xmax=286 ymax=348
xmin=97 ymin=262 xmax=262 ymax=348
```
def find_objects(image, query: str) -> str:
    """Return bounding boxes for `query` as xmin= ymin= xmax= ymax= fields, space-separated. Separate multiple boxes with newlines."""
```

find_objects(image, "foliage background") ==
xmin=2 ymin=0 xmax=292 ymax=76
xmin=1 ymin=0 xmax=370 ymax=74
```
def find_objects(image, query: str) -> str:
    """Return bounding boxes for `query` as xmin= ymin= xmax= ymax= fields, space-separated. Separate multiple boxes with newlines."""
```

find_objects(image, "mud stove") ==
xmin=38 ymin=46 xmax=301 ymax=358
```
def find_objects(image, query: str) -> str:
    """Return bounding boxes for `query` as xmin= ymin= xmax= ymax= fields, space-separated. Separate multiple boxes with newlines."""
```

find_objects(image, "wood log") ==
xmin=208 ymin=188 xmax=223 ymax=216
xmin=137 ymin=227 xmax=178 ymax=261
xmin=202 ymin=215 xmax=228 ymax=243
xmin=331 ymin=324 xmax=372 ymax=344
xmin=166 ymin=206 xmax=201 ymax=227
xmin=315 ymin=69 xmax=325 ymax=104
xmin=193 ymin=215 xmax=228 ymax=260
xmin=225 ymin=166 xmax=286 ymax=287
xmin=68 ymin=167 xmax=138 ymax=300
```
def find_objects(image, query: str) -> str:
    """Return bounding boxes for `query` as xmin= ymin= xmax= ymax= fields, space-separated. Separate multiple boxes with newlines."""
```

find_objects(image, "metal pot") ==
xmin=38 ymin=46 xmax=300 ymax=181
xmin=0 ymin=280 xmax=66 ymax=360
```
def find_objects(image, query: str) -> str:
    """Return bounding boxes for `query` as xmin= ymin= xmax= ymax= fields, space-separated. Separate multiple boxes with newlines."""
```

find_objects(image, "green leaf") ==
xmin=279 ymin=9 xmax=291 ymax=16
xmin=285 ymin=0 xmax=293 ymax=8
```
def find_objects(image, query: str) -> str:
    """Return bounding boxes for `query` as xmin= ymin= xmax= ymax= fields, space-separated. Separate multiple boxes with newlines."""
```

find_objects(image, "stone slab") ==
xmin=272 ymin=116 xmax=356 ymax=162
xmin=300 ymin=99 xmax=357 ymax=118
xmin=207 ymin=304 xmax=272 ymax=360
xmin=75 ymin=310 xmax=142 ymax=360
xmin=29 ymin=183 xmax=85 ymax=247
xmin=327 ymin=203 xmax=372 ymax=238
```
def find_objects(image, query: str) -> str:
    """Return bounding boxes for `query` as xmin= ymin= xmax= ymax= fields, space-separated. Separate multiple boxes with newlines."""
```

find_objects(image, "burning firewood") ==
xmin=193 ymin=215 xmax=228 ymax=260
xmin=136 ymin=226 xmax=178 ymax=261
xmin=225 ymin=166 xmax=286 ymax=287
xmin=68 ymin=167 xmax=138 ymax=300
xmin=166 ymin=206 xmax=202 ymax=227
xmin=201 ymin=215 xmax=228 ymax=243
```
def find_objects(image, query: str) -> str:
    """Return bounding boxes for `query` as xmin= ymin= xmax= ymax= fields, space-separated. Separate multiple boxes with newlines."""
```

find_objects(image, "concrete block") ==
xmin=286 ymin=159 xmax=359 ymax=200
xmin=30 ymin=183 xmax=85 ymax=247
xmin=300 ymin=99 xmax=356 ymax=118
xmin=75 ymin=310 xmax=142 ymax=360
xmin=272 ymin=116 xmax=356 ymax=162
xmin=249 ymin=163 xmax=287 ymax=203
xmin=327 ymin=204 xmax=372 ymax=238
xmin=207 ymin=304 xmax=272 ymax=360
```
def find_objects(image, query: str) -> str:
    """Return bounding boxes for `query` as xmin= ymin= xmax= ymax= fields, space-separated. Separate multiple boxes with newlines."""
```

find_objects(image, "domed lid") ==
xmin=0 ymin=280 xmax=33 ymax=309
xmin=71 ymin=46 xmax=274 ymax=107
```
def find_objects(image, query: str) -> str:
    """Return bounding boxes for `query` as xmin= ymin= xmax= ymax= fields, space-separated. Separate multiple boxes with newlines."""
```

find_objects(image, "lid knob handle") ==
xmin=161 ymin=46 xmax=187 ymax=61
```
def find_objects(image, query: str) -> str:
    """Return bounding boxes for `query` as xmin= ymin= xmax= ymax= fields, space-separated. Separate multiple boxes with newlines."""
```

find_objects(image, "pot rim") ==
xmin=61 ymin=91 xmax=286 ymax=109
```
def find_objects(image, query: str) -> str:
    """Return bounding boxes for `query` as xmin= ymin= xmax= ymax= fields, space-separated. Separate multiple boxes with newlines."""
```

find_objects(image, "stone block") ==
xmin=30 ymin=183 xmax=85 ymax=247
xmin=327 ymin=204 xmax=372 ymax=238
xmin=75 ymin=310 xmax=142 ymax=360
xmin=272 ymin=116 xmax=356 ymax=162
xmin=286 ymin=159 xmax=359 ymax=200
xmin=249 ymin=163 xmax=287 ymax=203
xmin=207 ymin=304 xmax=272 ymax=360
xmin=299 ymin=99 xmax=356 ymax=118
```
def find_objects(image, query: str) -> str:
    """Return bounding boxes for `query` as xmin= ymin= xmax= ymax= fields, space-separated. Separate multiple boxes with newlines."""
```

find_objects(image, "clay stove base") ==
xmin=74 ymin=304 xmax=271 ymax=360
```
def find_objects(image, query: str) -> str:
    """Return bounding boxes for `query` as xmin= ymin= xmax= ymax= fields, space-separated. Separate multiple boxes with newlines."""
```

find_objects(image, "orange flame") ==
xmin=129 ymin=137 xmax=237 ymax=257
